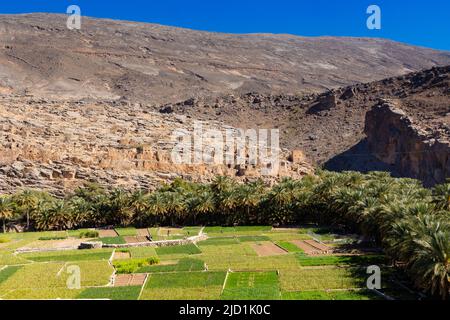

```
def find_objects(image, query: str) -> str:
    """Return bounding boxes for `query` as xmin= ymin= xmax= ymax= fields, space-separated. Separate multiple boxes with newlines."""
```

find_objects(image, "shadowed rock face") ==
xmin=1 ymin=14 xmax=450 ymax=104
xmin=365 ymin=101 xmax=449 ymax=186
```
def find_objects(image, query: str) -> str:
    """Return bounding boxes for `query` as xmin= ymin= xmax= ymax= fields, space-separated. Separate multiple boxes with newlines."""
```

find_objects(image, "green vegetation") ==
xmin=0 ymin=225 xmax=431 ymax=300
xmin=237 ymin=235 xmax=271 ymax=242
xmin=78 ymin=286 xmax=142 ymax=300
xmin=20 ymin=249 xmax=113 ymax=262
xmin=279 ymin=267 xmax=366 ymax=291
xmin=0 ymin=266 xmax=22 ymax=284
xmin=113 ymin=257 xmax=159 ymax=274
xmin=276 ymin=241 xmax=303 ymax=253
xmin=0 ymin=171 xmax=448 ymax=299
xmin=138 ymin=257 xmax=205 ymax=273
xmin=126 ymin=247 xmax=157 ymax=258
xmin=141 ymin=271 xmax=226 ymax=300
xmin=115 ymin=227 xmax=137 ymax=236
xmin=0 ymin=252 xmax=32 ymax=265
xmin=78 ymin=230 xmax=99 ymax=238
xmin=155 ymin=244 xmax=201 ymax=256
xmin=281 ymin=289 xmax=381 ymax=300
xmin=222 ymin=271 xmax=281 ymax=300
xmin=296 ymin=254 xmax=387 ymax=266
xmin=200 ymin=237 xmax=240 ymax=246
xmin=97 ymin=236 xmax=126 ymax=244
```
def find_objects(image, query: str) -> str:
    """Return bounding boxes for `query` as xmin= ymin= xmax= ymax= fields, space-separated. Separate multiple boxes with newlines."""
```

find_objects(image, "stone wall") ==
xmin=101 ymin=234 xmax=208 ymax=248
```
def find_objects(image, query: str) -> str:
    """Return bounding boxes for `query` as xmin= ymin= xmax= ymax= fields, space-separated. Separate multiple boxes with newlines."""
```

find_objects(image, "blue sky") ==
xmin=1 ymin=0 xmax=449 ymax=50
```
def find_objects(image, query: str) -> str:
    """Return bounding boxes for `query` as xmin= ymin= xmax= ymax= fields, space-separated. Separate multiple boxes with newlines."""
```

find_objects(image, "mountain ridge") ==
xmin=1 ymin=13 xmax=450 ymax=104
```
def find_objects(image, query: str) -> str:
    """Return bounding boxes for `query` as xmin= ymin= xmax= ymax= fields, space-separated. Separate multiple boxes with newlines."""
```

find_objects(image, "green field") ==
xmin=0 ymin=226 xmax=413 ymax=300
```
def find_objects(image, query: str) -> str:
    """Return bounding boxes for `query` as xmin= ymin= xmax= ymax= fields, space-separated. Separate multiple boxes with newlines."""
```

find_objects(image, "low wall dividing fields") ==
xmin=101 ymin=234 xmax=208 ymax=249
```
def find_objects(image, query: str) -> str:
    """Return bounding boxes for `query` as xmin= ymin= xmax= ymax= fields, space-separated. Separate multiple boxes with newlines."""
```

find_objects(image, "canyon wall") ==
xmin=365 ymin=101 xmax=449 ymax=186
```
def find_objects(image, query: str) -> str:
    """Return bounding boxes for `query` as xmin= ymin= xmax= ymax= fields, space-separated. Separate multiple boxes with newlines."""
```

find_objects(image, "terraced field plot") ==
xmin=148 ymin=226 xmax=202 ymax=240
xmin=222 ymin=271 xmax=281 ymax=300
xmin=0 ymin=226 xmax=402 ymax=300
xmin=141 ymin=271 xmax=227 ymax=300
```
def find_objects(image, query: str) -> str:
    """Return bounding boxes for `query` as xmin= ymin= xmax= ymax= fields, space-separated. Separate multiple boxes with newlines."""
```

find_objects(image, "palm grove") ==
xmin=0 ymin=171 xmax=448 ymax=299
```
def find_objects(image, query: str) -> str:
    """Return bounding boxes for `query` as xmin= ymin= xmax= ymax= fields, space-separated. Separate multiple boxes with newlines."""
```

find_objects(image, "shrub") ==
xmin=113 ymin=257 xmax=159 ymax=274
xmin=79 ymin=230 xmax=99 ymax=238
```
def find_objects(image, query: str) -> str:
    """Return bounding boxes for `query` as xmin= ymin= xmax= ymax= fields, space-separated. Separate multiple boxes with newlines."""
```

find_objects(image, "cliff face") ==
xmin=0 ymin=96 xmax=313 ymax=196
xmin=365 ymin=101 xmax=450 ymax=186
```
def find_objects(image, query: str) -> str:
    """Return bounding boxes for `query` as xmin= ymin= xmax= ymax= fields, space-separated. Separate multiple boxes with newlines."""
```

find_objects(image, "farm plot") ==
xmin=290 ymin=240 xmax=331 ymax=255
xmin=127 ymin=247 xmax=157 ymax=258
xmin=207 ymin=252 xmax=300 ymax=272
xmin=281 ymin=289 xmax=381 ymax=300
xmin=114 ymin=273 xmax=147 ymax=287
xmin=200 ymin=237 xmax=240 ymax=246
xmin=155 ymin=243 xmax=201 ymax=259
xmin=0 ymin=252 xmax=32 ymax=265
xmin=296 ymin=254 xmax=387 ymax=266
xmin=115 ymin=227 xmax=138 ymax=237
xmin=140 ymin=271 xmax=226 ymax=300
xmin=20 ymin=248 xmax=113 ymax=262
xmin=97 ymin=236 xmax=126 ymax=244
xmin=60 ymin=260 xmax=115 ymax=287
xmin=96 ymin=229 xmax=119 ymax=237
xmin=251 ymin=242 xmax=287 ymax=257
xmin=0 ymin=226 xmax=392 ymax=300
xmin=123 ymin=236 xmax=150 ymax=243
xmin=204 ymin=226 xmax=272 ymax=237
xmin=136 ymin=228 xmax=150 ymax=237
xmin=17 ymin=238 xmax=88 ymax=251
xmin=221 ymin=271 xmax=281 ymax=300
xmin=0 ymin=265 xmax=22 ymax=285
xmin=0 ymin=262 xmax=67 ymax=292
xmin=266 ymin=232 xmax=313 ymax=242
xmin=78 ymin=286 xmax=142 ymax=300
xmin=138 ymin=257 xmax=205 ymax=273
xmin=113 ymin=250 xmax=131 ymax=260
xmin=148 ymin=227 xmax=182 ymax=240
xmin=276 ymin=241 xmax=304 ymax=253
xmin=279 ymin=267 xmax=366 ymax=291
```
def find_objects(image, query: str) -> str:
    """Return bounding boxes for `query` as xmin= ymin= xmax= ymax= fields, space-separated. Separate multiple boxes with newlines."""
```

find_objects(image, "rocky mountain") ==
xmin=0 ymin=95 xmax=314 ymax=196
xmin=1 ymin=14 xmax=450 ymax=104
xmin=165 ymin=65 xmax=450 ymax=185
xmin=0 ymin=14 xmax=449 ymax=192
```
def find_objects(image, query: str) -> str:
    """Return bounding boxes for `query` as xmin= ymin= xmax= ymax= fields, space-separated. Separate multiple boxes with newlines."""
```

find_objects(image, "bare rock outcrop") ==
xmin=365 ymin=100 xmax=449 ymax=186
xmin=0 ymin=96 xmax=313 ymax=195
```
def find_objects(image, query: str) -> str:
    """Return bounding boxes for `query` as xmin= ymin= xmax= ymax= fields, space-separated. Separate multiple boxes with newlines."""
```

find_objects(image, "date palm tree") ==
xmin=0 ymin=196 xmax=14 ymax=233
xmin=13 ymin=190 xmax=39 ymax=230
xmin=433 ymin=183 xmax=450 ymax=211
xmin=187 ymin=189 xmax=215 ymax=224
xmin=130 ymin=190 xmax=149 ymax=224
xmin=388 ymin=211 xmax=449 ymax=300
xmin=108 ymin=189 xmax=133 ymax=226
xmin=146 ymin=192 xmax=168 ymax=225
